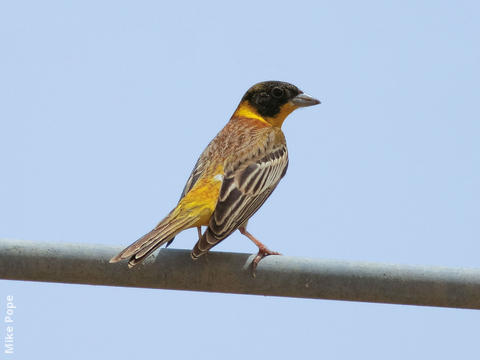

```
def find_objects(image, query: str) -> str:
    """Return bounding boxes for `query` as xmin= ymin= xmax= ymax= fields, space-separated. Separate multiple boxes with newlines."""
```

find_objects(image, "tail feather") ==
xmin=110 ymin=213 xmax=198 ymax=268
xmin=191 ymin=227 xmax=220 ymax=260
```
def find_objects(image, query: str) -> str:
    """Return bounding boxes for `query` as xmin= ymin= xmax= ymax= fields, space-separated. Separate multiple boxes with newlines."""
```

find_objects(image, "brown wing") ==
xmin=192 ymin=144 xmax=288 ymax=257
xmin=180 ymin=155 xmax=207 ymax=199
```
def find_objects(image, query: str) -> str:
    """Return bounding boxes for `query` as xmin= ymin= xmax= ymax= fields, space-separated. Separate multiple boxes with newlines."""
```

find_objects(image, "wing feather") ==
xmin=180 ymin=156 xmax=206 ymax=199
xmin=192 ymin=143 xmax=288 ymax=257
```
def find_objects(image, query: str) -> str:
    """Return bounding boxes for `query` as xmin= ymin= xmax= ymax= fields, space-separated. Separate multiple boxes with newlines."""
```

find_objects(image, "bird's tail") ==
xmin=109 ymin=211 xmax=198 ymax=268
xmin=191 ymin=227 xmax=221 ymax=260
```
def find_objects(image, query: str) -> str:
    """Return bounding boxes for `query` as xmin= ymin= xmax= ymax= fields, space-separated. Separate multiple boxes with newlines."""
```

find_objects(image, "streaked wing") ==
xmin=180 ymin=156 xmax=206 ymax=199
xmin=194 ymin=144 xmax=288 ymax=254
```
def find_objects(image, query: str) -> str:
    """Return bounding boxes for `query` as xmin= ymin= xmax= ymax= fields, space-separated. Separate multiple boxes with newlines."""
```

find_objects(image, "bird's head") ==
xmin=233 ymin=81 xmax=320 ymax=127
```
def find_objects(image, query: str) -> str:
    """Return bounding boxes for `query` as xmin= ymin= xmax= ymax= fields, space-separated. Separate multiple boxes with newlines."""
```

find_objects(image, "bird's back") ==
xmin=189 ymin=116 xmax=289 ymax=257
xmin=179 ymin=116 xmax=285 ymax=205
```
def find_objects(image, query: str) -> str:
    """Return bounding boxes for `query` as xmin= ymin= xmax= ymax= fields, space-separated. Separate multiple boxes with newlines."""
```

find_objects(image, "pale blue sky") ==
xmin=1 ymin=1 xmax=479 ymax=359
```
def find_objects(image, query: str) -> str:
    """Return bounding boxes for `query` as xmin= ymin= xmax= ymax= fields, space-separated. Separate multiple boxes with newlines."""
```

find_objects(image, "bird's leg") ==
xmin=238 ymin=226 xmax=281 ymax=276
xmin=197 ymin=226 xmax=202 ymax=241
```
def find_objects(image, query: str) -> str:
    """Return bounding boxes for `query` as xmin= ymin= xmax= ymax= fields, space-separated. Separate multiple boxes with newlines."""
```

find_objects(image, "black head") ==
xmin=241 ymin=81 xmax=303 ymax=118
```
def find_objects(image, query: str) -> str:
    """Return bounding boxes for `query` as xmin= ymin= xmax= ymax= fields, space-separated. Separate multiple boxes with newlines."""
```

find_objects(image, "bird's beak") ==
xmin=290 ymin=93 xmax=321 ymax=107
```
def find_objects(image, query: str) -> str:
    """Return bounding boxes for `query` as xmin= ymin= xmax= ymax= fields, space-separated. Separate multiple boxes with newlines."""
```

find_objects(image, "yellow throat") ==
xmin=233 ymin=101 xmax=297 ymax=128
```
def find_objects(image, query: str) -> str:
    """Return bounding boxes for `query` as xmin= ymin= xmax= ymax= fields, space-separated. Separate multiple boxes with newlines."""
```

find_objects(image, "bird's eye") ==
xmin=271 ymin=87 xmax=284 ymax=98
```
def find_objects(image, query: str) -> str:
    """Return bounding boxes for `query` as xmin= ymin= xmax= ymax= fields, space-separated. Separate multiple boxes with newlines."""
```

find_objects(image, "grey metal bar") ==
xmin=0 ymin=238 xmax=479 ymax=309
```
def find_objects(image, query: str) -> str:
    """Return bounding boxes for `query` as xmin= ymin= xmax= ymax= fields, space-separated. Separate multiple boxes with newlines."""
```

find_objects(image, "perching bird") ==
xmin=110 ymin=81 xmax=320 ymax=271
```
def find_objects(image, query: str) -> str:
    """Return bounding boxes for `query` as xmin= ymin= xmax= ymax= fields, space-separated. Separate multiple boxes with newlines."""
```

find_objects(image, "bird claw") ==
xmin=251 ymin=247 xmax=281 ymax=278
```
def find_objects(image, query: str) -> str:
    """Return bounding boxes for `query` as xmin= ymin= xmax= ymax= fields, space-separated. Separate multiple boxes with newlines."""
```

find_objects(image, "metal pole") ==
xmin=1 ymin=238 xmax=479 ymax=309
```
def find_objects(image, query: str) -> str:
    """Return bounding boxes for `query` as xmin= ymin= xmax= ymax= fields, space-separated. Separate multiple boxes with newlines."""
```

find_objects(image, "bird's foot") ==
xmin=251 ymin=246 xmax=281 ymax=277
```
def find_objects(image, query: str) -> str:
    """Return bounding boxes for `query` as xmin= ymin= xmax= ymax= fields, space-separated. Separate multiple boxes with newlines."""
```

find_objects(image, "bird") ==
xmin=110 ymin=81 xmax=320 ymax=272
